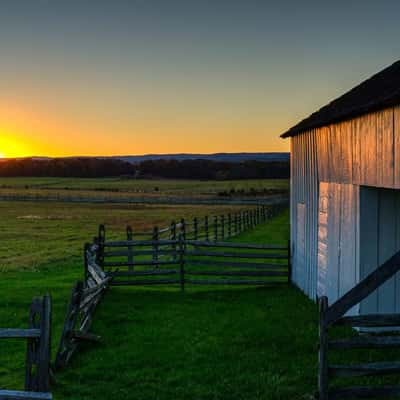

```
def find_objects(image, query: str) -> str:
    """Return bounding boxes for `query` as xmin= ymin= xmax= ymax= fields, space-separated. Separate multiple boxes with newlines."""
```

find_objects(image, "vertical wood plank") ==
xmin=394 ymin=106 xmax=400 ymax=188
xmin=376 ymin=108 xmax=394 ymax=188
xmin=361 ymin=113 xmax=377 ymax=186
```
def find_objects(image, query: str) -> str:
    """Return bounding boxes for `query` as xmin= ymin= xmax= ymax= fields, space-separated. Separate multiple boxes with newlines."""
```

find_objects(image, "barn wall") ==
xmin=290 ymin=131 xmax=319 ymax=299
xmin=290 ymin=105 xmax=400 ymax=301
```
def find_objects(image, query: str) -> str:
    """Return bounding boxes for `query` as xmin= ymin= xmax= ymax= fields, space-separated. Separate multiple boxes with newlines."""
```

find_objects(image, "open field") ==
xmin=0 ymin=178 xmax=289 ymax=204
xmin=0 ymin=201 xmax=253 ymax=271
xmin=0 ymin=177 xmax=289 ymax=193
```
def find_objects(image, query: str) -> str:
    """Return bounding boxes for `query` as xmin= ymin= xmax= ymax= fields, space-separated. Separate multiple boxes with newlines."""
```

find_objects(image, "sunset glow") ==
xmin=0 ymin=1 xmax=399 ymax=158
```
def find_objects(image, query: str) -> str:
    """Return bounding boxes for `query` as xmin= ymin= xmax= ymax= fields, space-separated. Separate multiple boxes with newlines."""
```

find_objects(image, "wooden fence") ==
xmin=110 ymin=204 xmax=284 ymax=244
xmin=0 ymin=296 xmax=52 ymax=400
xmin=98 ymin=238 xmax=289 ymax=288
xmin=90 ymin=204 xmax=289 ymax=288
xmin=54 ymin=244 xmax=111 ymax=370
xmin=318 ymin=250 xmax=400 ymax=399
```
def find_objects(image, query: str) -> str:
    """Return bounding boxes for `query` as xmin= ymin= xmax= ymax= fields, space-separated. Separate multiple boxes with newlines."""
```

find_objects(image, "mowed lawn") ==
xmin=0 ymin=210 xmax=321 ymax=399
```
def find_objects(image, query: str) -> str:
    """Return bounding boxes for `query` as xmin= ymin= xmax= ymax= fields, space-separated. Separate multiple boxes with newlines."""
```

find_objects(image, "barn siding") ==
xmin=315 ymin=107 xmax=397 ymax=188
xmin=291 ymin=132 xmax=319 ymax=298
xmin=290 ymin=105 xmax=399 ymax=303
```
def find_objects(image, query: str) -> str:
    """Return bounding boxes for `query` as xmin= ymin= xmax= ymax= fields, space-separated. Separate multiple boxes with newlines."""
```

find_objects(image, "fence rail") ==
xmin=317 ymin=250 xmax=400 ymax=399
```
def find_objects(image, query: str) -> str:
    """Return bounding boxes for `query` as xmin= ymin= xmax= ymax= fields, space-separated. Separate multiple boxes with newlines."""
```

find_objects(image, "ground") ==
xmin=3 ymin=201 xmax=400 ymax=399
xmin=0 ymin=209 xmax=324 ymax=400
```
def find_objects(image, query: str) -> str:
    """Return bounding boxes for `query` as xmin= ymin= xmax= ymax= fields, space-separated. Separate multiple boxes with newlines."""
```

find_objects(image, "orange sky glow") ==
xmin=1 ymin=1 xmax=399 ymax=158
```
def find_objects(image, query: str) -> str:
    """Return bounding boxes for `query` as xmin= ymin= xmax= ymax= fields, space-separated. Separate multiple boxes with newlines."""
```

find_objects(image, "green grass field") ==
xmin=0 ymin=178 xmax=289 ymax=203
xmin=0 ymin=201 xmax=251 ymax=271
xmin=2 ymin=207 xmax=396 ymax=399
xmin=0 ymin=210 xmax=321 ymax=400
xmin=0 ymin=177 xmax=289 ymax=193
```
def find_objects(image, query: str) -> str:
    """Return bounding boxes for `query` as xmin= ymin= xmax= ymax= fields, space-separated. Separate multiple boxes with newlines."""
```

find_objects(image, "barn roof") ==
xmin=281 ymin=60 xmax=400 ymax=138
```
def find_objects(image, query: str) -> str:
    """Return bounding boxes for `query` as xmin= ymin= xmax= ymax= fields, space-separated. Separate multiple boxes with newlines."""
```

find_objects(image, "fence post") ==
xmin=98 ymin=224 xmax=105 ymax=268
xmin=214 ymin=215 xmax=218 ymax=242
xmin=221 ymin=215 xmax=225 ymax=240
xmin=228 ymin=213 xmax=232 ymax=237
xmin=127 ymin=225 xmax=133 ymax=271
xmin=257 ymin=207 xmax=260 ymax=225
xmin=318 ymin=296 xmax=329 ymax=400
xmin=179 ymin=234 xmax=185 ymax=291
xmin=171 ymin=220 xmax=177 ymax=260
xmin=246 ymin=211 xmax=250 ymax=230
xmin=153 ymin=226 xmax=159 ymax=268
xmin=193 ymin=217 xmax=198 ymax=240
xmin=205 ymin=215 xmax=209 ymax=241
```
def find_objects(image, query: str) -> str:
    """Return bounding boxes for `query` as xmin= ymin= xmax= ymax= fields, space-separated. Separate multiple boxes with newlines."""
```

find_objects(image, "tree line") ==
xmin=0 ymin=157 xmax=289 ymax=179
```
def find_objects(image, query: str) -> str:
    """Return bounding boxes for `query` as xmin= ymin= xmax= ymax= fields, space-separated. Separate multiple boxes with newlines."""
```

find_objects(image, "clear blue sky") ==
xmin=0 ymin=0 xmax=399 ymax=156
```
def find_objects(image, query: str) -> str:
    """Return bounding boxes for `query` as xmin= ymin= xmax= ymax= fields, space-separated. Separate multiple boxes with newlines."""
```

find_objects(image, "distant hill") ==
xmin=112 ymin=152 xmax=289 ymax=164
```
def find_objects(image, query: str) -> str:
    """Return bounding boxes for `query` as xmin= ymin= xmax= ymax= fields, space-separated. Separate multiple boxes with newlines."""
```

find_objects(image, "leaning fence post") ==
xmin=153 ymin=226 xmax=159 ymax=268
xmin=193 ymin=217 xmax=198 ymax=240
xmin=318 ymin=296 xmax=329 ymax=400
xmin=221 ymin=215 xmax=225 ymax=240
xmin=179 ymin=234 xmax=185 ymax=291
xmin=127 ymin=225 xmax=133 ymax=270
xmin=214 ymin=215 xmax=218 ymax=242
xmin=205 ymin=215 xmax=209 ymax=241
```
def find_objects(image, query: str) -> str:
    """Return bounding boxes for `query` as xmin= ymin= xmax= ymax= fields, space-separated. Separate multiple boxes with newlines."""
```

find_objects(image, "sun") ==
xmin=0 ymin=152 xmax=5 ymax=159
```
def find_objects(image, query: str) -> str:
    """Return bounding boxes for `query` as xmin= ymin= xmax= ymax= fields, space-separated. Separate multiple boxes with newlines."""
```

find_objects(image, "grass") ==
xmin=3 ymin=208 xmax=400 ymax=399
xmin=0 ymin=177 xmax=289 ymax=194
xmin=1 ymin=210 xmax=324 ymax=399
xmin=0 ymin=178 xmax=289 ymax=203
xmin=0 ymin=201 xmax=251 ymax=271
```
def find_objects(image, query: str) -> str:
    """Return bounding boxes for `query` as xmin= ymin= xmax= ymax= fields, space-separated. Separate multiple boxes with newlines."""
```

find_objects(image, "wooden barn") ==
xmin=282 ymin=60 xmax=400 ymax=315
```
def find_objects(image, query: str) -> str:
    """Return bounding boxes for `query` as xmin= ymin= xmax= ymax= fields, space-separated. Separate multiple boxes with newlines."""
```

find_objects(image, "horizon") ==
xmin=1 ymin=1 xmax=400 ymax=157
xmin=0 ymin=150 xmax=290 ymax=161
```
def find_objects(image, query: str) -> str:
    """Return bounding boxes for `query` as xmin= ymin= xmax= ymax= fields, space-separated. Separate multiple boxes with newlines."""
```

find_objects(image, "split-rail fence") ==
xmin=91 ymin=204 xmax=290 ymax=288
xmin=318 ymin=250 xmax=400 ymax=399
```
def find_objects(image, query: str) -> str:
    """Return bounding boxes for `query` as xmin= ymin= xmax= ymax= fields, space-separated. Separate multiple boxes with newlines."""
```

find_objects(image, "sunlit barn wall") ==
xmin=290 ymin=106 xmax=400 ymax=307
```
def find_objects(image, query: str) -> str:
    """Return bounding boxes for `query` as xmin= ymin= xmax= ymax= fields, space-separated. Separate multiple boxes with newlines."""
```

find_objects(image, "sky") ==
xmin=1 ymin=0 xmax=400 ymax=158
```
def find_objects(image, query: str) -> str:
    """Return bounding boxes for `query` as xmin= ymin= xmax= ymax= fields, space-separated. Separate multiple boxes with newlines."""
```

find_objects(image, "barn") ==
xmin=282 ymin=60 xmax=400 ymax=315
